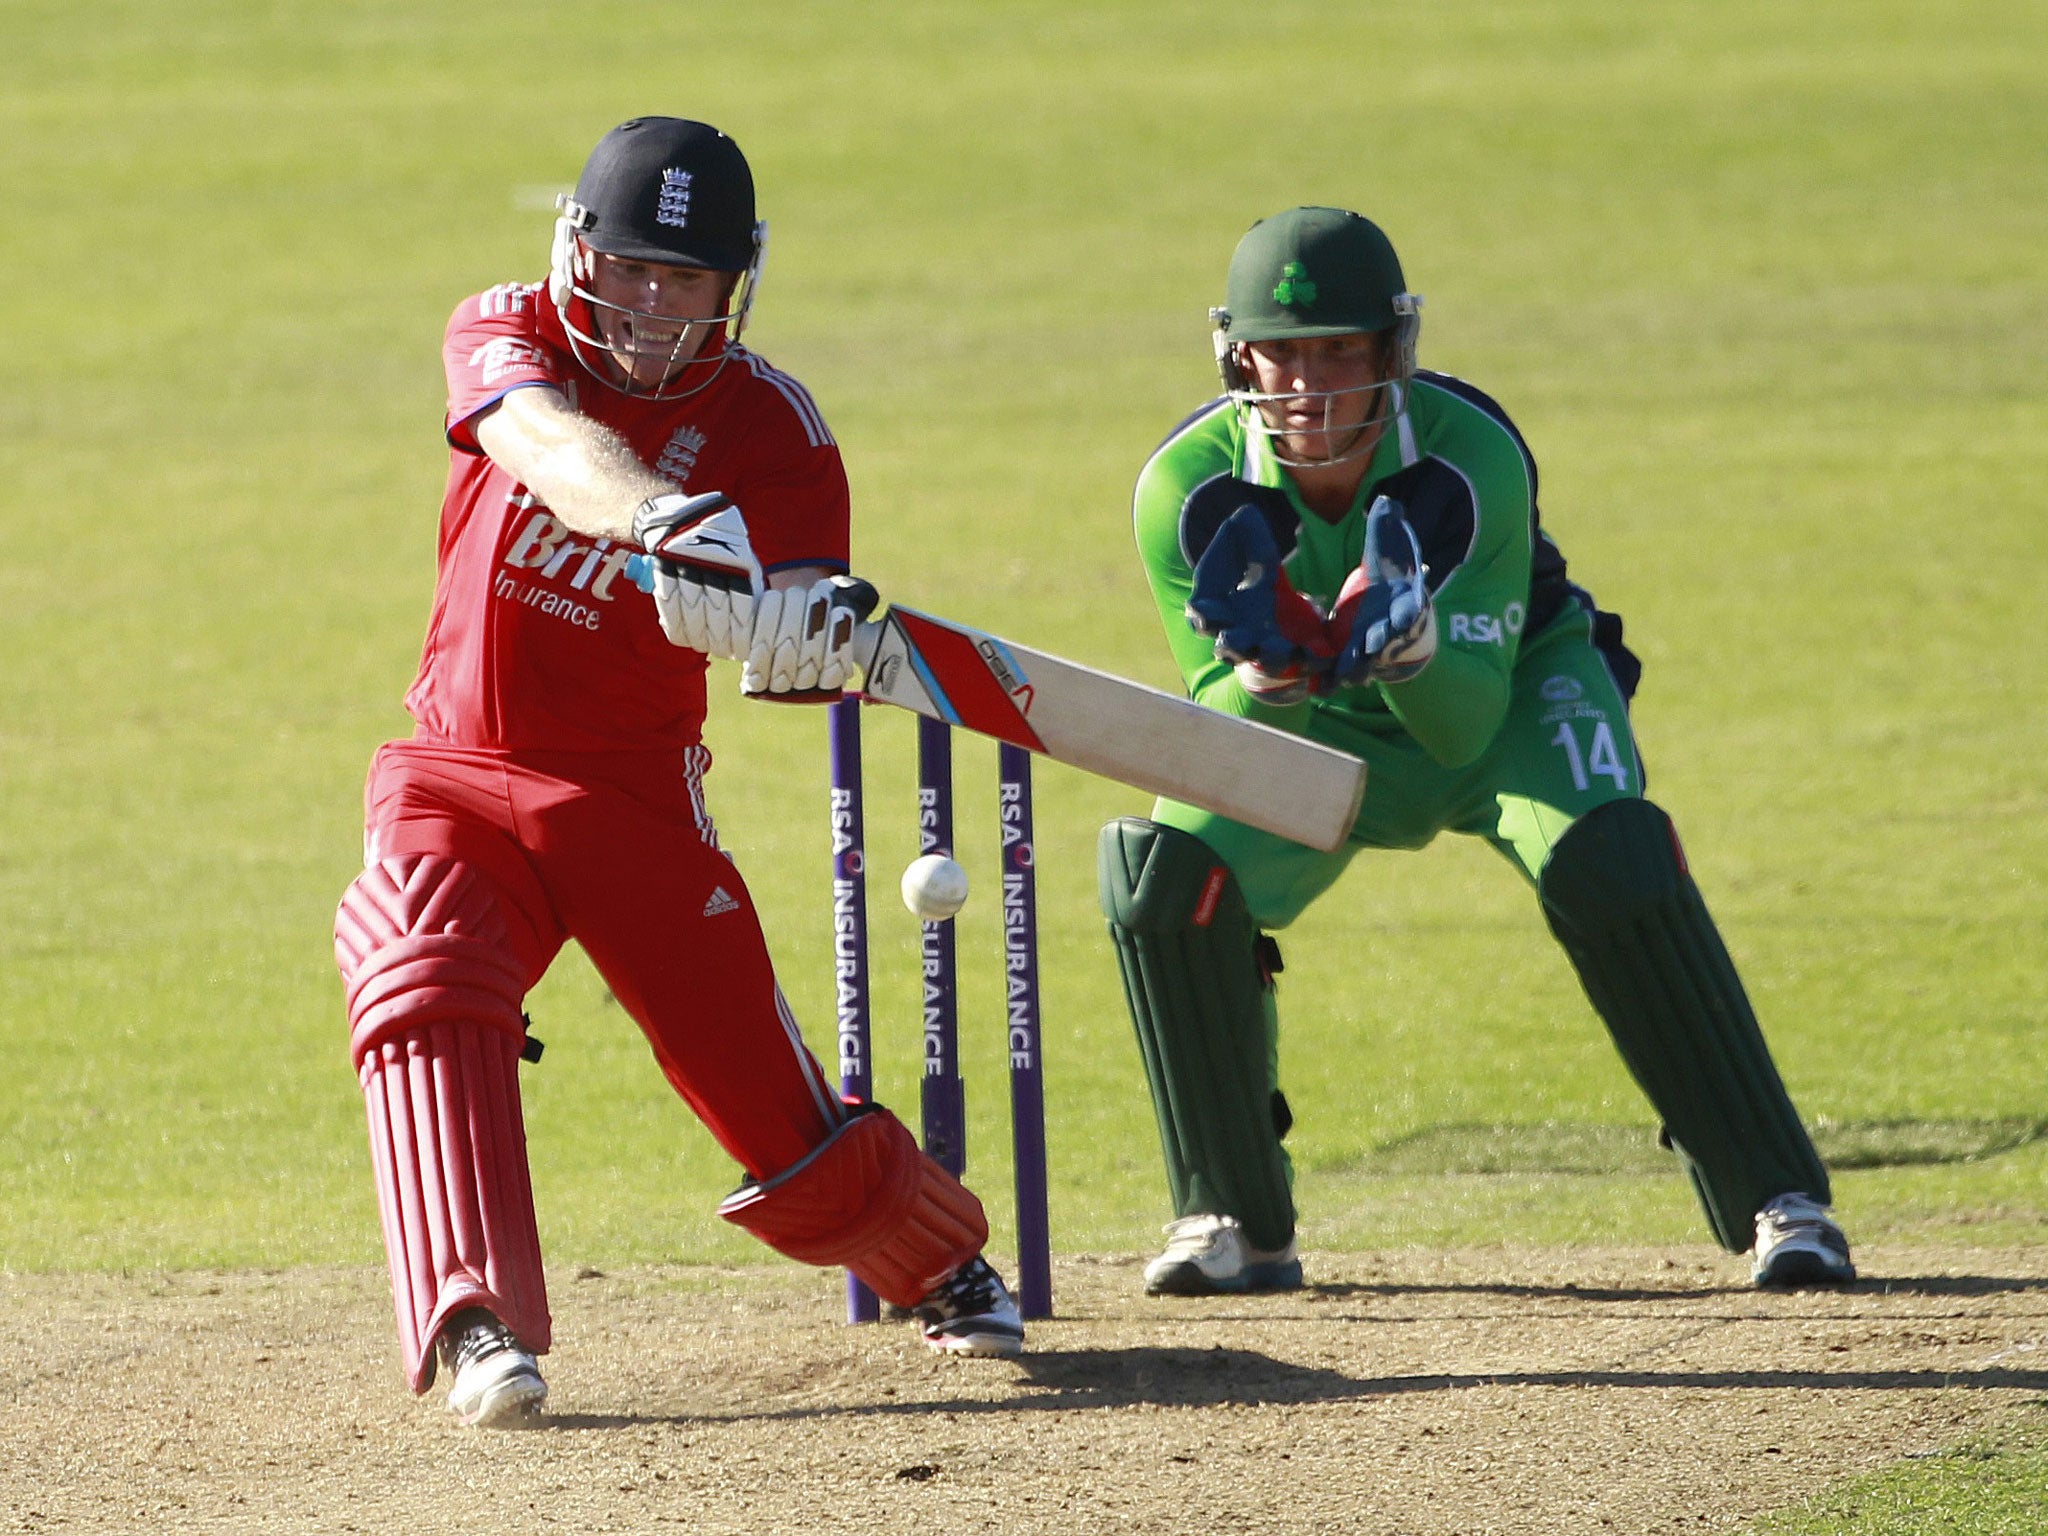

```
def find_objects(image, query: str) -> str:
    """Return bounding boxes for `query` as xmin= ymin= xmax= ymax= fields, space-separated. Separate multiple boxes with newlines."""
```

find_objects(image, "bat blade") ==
xmin=855 ymin=604 xmax=1364 ymax=853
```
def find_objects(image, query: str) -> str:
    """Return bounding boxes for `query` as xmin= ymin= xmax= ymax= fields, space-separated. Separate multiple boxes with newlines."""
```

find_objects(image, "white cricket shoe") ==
xmin=912 ymin=1256 xmax=1025 ymax=1358
xmin=1751 ymin=1192 xmax=1857 ymax=1287
xmin=1143 ymin=1214 xmax=1303 ymax=1296
xmin=438 ymin=1308 xmax=548 ymax=1426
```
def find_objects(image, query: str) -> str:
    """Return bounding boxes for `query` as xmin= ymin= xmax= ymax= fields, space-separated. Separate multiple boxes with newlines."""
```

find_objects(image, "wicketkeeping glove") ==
xmin=633 ymin=491 xmax=762 ymax=658
xmin=1185 ymin=504 xmax=1332 ymax=706
xmin=1329 ymin=497 xmax=1437 ymax=688
xmin=741 ymin=575 xmax=872 ymax=699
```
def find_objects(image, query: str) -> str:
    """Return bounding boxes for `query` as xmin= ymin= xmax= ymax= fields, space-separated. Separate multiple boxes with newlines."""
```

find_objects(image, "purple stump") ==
xmin=998 ymin=743 xmax=1053 ymax=1320
xmin=828 ymin=697 xmax=879 ymax=1323
xmin=917 ymin=717 xmax=966 ymax=1178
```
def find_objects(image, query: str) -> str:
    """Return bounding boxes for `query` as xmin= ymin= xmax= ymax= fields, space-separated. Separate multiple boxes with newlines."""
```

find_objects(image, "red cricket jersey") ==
xmin=404 ymin=281 xmax=851 ymax=751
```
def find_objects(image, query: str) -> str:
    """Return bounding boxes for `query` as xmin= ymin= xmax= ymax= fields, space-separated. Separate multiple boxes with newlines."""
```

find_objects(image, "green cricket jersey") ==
xmin=1133 ymin=370 xmax=1604 ymax=768
xmin=1132 ymin=372 xmax=1643 ymax=919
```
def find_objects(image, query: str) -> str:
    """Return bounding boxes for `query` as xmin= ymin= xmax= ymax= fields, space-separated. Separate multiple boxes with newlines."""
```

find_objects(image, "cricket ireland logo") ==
xmin=1273 ymin=262 xmax=1317 ymax=308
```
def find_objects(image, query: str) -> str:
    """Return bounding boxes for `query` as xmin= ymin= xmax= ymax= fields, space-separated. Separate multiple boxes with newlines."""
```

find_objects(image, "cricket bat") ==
xmin=625 ymin=558 xmax=1366 ymax=852
xmin=853 ymin=597 xmax=1365 ymax=852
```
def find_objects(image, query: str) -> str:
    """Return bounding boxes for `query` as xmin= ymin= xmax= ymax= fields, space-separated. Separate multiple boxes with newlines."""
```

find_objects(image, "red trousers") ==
xmin=363 ymin=739 xmax=844 ymax=1179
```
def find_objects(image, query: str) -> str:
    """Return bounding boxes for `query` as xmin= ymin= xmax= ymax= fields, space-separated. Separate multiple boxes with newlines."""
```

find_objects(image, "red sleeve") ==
xmin=726 ymin=361 xmax=852 ymax=576
xmin=442 ymin=283 xmax=571 ymax=454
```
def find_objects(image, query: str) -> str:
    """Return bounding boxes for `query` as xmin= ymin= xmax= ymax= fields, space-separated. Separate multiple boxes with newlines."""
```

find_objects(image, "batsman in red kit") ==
xmin=333 ymin=116 xmax=1025 ymax=1428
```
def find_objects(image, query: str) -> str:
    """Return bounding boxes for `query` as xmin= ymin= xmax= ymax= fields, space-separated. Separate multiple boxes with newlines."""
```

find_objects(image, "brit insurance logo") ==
xmin=655 ymin=168 xmax=693 ymax=229
xmin=493 ymin=502 xmax=637 ymax=634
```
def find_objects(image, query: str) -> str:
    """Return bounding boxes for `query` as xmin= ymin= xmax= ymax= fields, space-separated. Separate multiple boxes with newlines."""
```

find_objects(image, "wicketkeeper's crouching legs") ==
xmin=1538 ymin=799 xmax=1843 ymax=1265
xmin=335 ymin=853 xmax=552 ymax=1397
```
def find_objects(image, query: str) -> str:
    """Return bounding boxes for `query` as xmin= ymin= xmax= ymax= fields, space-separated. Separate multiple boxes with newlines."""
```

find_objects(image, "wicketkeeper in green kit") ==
xmin=1098 ymin=207 xmax=1854 ymax=1294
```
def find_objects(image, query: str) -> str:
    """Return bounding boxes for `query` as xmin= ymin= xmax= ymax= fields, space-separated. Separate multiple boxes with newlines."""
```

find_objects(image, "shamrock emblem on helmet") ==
xmin=1273 ymin=262 xmax=1318 ymax=308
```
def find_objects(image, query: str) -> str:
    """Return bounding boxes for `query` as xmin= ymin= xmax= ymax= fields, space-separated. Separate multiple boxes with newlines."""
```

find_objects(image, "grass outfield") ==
xmin=4 ymin=0 xmax=2043 ymax=1396
xmin=1758 ymin=1419 xmax=2048 ymax=1536
xmin=5 ymin=0 xmax=2042 ymax=1260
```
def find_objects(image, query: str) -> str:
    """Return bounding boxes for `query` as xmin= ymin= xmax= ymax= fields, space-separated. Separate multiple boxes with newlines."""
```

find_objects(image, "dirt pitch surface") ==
xmin=6 ymin=1247 xmax=2048 ymax=1535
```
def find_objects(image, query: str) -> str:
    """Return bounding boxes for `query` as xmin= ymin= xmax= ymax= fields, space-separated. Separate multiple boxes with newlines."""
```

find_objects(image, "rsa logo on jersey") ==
xmin=493 ymin=499 xmax=637 ymax=632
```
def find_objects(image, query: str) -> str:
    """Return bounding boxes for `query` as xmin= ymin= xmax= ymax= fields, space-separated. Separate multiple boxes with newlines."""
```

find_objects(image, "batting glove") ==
xmin=741 ymin=575 xmax=871 ymax=698
xmin=634 ymin=492 xmax=762 ymax=659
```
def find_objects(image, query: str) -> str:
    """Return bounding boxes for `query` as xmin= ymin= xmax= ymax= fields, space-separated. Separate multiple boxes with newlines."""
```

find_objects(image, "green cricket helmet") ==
xmin=1209 ymin=207 xmax=1422 ymax=466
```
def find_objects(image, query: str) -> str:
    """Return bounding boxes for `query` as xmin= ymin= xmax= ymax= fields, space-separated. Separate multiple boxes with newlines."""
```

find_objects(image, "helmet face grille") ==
xmin=551 ymin=228 xmax=766 ymax=401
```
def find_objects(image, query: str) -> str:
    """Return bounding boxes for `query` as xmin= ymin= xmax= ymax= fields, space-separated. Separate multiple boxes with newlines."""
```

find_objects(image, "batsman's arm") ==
xmin=473 ymin=386 xmax=668 ymax=544
xmin=473 ymin=386 xmax=822 ymax=593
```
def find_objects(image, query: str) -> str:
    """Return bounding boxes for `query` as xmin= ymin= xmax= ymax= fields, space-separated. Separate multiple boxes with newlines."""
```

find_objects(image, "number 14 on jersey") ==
xmin=1552 ymin=720 xmax=1630 ymax=793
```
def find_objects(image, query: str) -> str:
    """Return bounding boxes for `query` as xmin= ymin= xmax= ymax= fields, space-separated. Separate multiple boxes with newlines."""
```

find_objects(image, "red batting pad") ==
xmin=718 ymin=1107 xmax=988 ymax=1307
xmin=844 ymin=1157 xmax=990 ymax=1308
xmin=339 ymin=857 xmax=549 ymax=1392
xmin=336 ymin=855 xmax=527 ymax=1052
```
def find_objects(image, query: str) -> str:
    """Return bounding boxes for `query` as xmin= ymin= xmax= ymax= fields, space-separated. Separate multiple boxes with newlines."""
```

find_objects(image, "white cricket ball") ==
xmin=901 ymin=853 xmax=970 ymax=921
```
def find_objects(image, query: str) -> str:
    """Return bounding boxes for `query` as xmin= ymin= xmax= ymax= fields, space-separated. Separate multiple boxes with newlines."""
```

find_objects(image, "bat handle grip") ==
xmin=622 ymin=554 xmax=879 ymax=622
xmin=829 ymin=575 xmax=882 ymax=623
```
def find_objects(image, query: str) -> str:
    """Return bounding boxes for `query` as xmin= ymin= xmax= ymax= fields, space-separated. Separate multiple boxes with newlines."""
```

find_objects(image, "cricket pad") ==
xmin=1538 ymin=799 xmax=1831 ymax=1250
xmin=337 ymin=855 xmax=550 ymax=1393
xmin=718 ymin=1105 xmax=988 ymax=1309
xmin=1098 ymin=817 xmax=1295 ymax=1253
